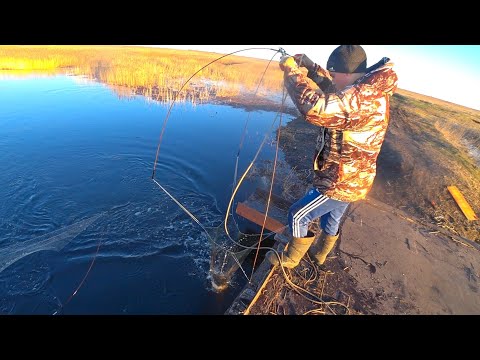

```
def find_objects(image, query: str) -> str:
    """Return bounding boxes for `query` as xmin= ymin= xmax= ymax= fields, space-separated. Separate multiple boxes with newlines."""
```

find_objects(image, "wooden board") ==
xmin=447 ymin=186 xmax=478 ymax=221
xmin=236 ymin=202 xmax=286 ymax=233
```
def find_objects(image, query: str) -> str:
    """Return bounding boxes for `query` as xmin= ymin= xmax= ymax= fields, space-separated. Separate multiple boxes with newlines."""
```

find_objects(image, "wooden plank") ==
xmin=236 ymin=202 xmax=286 ymax=233
xmin=225 ymin=202 xmax=291 ymax=315
xmin=447 ymin=186 xmax=478 ymax=221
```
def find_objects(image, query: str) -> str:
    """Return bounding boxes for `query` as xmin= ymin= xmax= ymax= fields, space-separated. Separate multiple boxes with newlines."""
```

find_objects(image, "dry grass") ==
xmin=392 ymin=94 xmax=479 ymax=239
xmin=0 ymin=45 xmax=284 ymax=102
xmin=376 ymin=93 xmax=480 ymax=240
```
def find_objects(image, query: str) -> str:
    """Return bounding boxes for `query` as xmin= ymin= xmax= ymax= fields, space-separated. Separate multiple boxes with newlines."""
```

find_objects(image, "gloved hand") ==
xmin=279 ymin=56 xmax=297 ymax=72
xmin=293 ymin=54 xmax=314 ymax=70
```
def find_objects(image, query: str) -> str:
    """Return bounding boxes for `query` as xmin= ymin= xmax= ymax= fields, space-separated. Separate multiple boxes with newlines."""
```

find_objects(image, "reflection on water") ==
xmin=0 ymin=46 xmax=287 ymax=108
xmin=0 ymin=72 xmax=291 ymax=314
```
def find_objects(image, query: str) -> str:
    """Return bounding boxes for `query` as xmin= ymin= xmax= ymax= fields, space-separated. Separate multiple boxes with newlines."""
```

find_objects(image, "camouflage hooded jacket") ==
xmin=284 ymin=57 xmax=398 ymax=202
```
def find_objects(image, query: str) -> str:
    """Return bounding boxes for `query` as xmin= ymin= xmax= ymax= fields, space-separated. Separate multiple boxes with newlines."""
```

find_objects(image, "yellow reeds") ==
xmin=0 ymin=45 xmax=284 ymax=103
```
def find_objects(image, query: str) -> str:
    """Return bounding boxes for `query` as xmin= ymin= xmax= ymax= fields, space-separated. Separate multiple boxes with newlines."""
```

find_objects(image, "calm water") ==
xmin=0 ymin=73 xmax=288 ymax=314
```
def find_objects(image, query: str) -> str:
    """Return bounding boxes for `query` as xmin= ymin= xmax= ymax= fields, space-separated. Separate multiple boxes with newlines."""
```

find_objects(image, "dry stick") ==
xmin=303 ymin=309 xmax=326 ymax=315
xmin=450 ymin=237 xmax=475 ymax=249
xmin=320 ymin=271 xmax=328 ymax=301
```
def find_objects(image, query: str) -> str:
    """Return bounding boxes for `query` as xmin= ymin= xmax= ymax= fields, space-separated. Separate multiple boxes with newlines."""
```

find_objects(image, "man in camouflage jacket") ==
xmin=267 ymin=45 xmax=398 ymax=269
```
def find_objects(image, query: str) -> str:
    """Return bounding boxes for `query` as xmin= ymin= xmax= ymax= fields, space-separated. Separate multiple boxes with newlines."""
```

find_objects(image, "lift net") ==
xmin=0 ymin=213 xmax=103 ymax=273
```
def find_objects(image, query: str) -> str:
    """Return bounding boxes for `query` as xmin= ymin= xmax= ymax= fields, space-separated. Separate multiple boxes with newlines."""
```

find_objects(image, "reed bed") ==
xmin=0 ymin=45 xmax=284 ymax=103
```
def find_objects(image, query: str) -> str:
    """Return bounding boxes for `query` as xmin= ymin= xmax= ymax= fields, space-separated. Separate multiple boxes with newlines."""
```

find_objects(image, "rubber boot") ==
xmin=266 ymin=232 xmax=315 ymax=269
xmin=308 ymin=232 xmax=339 ymax=265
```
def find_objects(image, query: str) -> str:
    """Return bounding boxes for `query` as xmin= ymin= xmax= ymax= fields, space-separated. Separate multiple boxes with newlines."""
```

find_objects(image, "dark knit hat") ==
xmin=326 ymin=45 xmax=367 ymax=73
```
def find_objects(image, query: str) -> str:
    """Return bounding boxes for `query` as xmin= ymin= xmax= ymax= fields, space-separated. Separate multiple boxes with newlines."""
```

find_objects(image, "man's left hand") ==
xmin=279 ymin=56 xmax=297 ymax=72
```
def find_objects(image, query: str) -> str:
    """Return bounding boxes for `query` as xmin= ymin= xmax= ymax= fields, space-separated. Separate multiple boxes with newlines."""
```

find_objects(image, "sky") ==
xmin=144 ymin=45 xmax=480 ymax=111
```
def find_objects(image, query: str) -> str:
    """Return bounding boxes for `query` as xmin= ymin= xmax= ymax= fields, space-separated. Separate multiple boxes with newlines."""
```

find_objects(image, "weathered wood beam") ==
xmin=236 ymin=202 xmax=286 ymax=234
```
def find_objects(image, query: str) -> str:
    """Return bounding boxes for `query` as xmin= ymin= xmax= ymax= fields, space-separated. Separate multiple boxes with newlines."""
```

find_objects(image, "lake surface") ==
xmin=0 ymin=73 xmax=290 ymax=314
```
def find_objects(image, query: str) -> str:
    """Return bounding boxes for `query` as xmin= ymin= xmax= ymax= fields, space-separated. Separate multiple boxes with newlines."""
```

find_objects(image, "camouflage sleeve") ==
xmin=284 ymin=63 xmax=398 ymax=131
xmin=307 ymin=63 xmax=334 ymax=93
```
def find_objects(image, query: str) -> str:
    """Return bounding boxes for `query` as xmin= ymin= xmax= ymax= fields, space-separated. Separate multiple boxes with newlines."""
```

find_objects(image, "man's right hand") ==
xmin=294 ymin=54 xmax=314 ymax=70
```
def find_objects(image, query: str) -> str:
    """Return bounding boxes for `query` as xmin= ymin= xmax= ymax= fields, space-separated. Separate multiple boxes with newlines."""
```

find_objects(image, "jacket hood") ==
xmin=356 ymin=57 xmax=398 ymax=96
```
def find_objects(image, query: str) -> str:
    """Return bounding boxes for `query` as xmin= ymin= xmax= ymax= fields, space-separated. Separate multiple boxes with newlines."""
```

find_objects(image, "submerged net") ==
xmin=207 ymin=159 xmax=309 ymax=292
xmin=207 ymin=208 xmax=279 ymax=292
xmin=0 ymin=213 xmax=103 ymax=273
xmin=208 ymin=225 xmax=249 ymax=291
